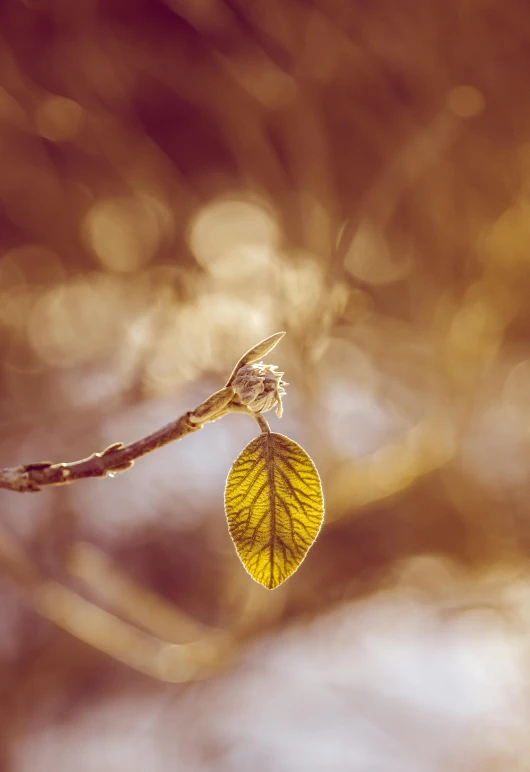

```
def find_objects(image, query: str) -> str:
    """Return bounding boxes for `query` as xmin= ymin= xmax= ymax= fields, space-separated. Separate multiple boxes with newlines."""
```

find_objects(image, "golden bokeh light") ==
xmin=446 ymin=85 xmax=486 ymax=118
xmin=27 ymin=277 xmax=120 ymax=367
xmin=344 ymin=222 xmax=412 ymax=285
xmin=502 ymin=359 xmax=530 ymax=420
xmin=83 ymin=196 xmax=170 ymax=273
xmin=34 ymin=96 xmax=85 ymax=143
xmin=444 ymin=293 xmax=506 ymax=385
xmin=483 ymin=201 xmax=530 ymax=272
xmin=275 ymin=252 xmax=324 ymax=329
xmin=186 ymin=196 xmax=281 ymax=272
xmin=145 ymin=293 xmax=270 ymax=394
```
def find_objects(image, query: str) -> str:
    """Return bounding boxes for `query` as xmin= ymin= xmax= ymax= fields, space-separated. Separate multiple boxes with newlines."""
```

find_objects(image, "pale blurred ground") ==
xmin=1 ymin=0 xmax=530 ymax=769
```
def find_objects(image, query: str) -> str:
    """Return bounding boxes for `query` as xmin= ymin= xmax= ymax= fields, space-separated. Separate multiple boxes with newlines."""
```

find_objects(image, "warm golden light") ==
xmin=186 ymin=196 xmax=280 ymax=271
xmin=446 ymin=85 xmax=485 ymax=118
xmin=35 ymin=96 xmax=85 ymax=142
xmin=27 ymin=277 xmax=118 ymax=366
xmin=83 ymin=196 xmax=168 ymax=273
xmin=1 ymin=1 xmax=530 ymax=768
xmin=344 ymin=222 xmax=412 ymax=284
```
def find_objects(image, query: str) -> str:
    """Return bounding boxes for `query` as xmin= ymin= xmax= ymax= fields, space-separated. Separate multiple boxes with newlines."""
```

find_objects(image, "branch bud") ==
xmin=231 ymin=362 xmax=287 ymax=418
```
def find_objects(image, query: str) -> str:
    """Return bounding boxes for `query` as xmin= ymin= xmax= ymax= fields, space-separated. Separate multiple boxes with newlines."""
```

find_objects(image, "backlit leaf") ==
xmin=225 ymin=432 xmax=324 ymax=589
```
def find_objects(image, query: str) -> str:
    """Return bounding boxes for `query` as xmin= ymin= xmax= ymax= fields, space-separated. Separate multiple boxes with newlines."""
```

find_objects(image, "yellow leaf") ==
xmin=225 ymin=432 xmax=324 ymax=589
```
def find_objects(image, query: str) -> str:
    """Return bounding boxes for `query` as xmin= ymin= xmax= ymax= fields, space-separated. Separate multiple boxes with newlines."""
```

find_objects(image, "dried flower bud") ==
xmin=231 ymin=362 xmax=287 ymax=418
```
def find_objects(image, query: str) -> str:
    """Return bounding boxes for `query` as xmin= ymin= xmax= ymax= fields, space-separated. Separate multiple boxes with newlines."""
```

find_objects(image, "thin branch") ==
xmin=0 ymin=411 xmax=202 ymax=493
xmin=0 ymin=333 xmax=286 ymax=493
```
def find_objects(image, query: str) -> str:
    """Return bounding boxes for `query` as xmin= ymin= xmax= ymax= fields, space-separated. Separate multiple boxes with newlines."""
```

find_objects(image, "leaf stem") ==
xmin=254 ymin=415 xmax=271 ymax=433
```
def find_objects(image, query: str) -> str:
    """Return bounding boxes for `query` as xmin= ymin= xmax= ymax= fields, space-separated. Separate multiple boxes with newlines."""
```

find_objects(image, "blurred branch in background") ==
xmin=0 ymin=527 xmax=232 ymax=682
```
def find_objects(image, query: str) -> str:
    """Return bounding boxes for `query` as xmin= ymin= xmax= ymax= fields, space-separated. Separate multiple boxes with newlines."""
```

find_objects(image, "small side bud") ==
xmin=190 ymin=386 xmax=235 ymax=424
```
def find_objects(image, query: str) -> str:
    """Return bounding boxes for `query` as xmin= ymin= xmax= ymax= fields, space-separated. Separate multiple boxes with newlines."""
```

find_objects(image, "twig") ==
xmin=0 ymin=332 xmax=285 ymax=494
xmin=0 ymin=412 xmax=202 ymax=493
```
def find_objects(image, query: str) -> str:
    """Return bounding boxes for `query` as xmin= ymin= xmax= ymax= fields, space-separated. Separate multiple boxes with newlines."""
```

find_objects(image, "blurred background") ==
xmin=1 ymin=0 xmax=530 ymax=769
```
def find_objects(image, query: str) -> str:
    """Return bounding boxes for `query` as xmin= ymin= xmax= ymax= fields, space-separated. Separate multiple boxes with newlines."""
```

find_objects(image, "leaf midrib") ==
xmin=265 ymin=433 xmax=276 ymax=589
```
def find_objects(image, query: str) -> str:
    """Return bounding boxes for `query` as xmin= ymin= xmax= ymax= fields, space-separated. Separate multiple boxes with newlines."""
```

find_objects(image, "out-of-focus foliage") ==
xmin=1 ymin=0 xmax=530 ymax=769
xmin=225 ymin=432 xmax=323 ymax=589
